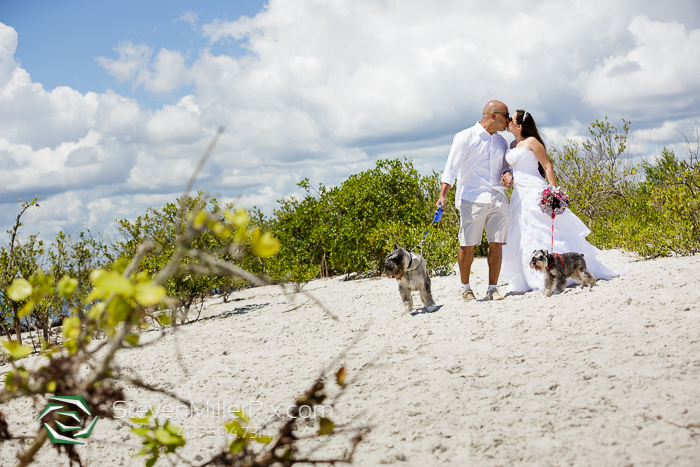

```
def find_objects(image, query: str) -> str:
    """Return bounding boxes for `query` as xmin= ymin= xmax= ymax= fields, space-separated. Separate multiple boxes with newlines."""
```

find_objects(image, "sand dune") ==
xmin=1 ymin=249 xmax=700 ymax=466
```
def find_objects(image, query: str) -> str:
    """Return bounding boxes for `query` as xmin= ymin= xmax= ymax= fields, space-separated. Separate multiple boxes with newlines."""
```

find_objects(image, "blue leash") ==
xmin=413 ymin=206 xmax=443 ymax=251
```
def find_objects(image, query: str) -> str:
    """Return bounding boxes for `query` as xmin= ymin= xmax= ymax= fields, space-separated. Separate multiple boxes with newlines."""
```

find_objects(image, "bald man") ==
xmin=436 ymin=100 xmax=513 ymax=302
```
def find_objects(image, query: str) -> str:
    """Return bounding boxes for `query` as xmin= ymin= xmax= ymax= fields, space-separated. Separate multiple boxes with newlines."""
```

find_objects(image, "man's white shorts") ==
xmin=458 ymin=191 xmax=510 ymax=246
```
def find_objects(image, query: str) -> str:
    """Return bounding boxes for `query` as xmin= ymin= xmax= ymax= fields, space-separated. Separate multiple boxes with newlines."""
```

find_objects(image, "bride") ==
xmin=501 ymin=110 xmax=620 ymax=293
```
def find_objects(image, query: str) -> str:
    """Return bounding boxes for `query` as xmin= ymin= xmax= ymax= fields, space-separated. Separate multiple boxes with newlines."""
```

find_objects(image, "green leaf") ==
xmin=157 ymin=314 xmax=171 ymax=326
xmin=134 ymin=282 xmax=166 ymax=307
xmin=62 ymin=316 xmax=81 ymax=339
xmin=224 ymin=420 xmax=245 ymax=437
xmin=210 ymin=221 xmax=226 ymax=236
xmin=89 ymin=269 xmax=107 ymax=284
xmin=251 ymin=230 xmax=281 ymax=258
xmin=30 ymin=271 xmax=53 ymax=293
xmin=336 ymin=367 xmax=347 ymax=387
xmin=193 ymin=210 xmax=208 ymax=229
xmin=108 ymin=297 xmax=132 ymax=324
xmin=57 ymin=275 xmax=79 ymax=298
xmin=225 ymin=208 xmax=249 ymax=228
xmin=155 ymin=427 xmax=184 ymax=446
xmin=131 ymin=427 xmax=151 ymax=436
xmin=319 ymin=417 xmax=334 ymax=435
xmin=88 ymin=302 xmax=106 ymax=321
xmin=130 ymin=417 xmax=151 ymax=425
xmin=1 ymin=340 xmax=33 ymax=359
xmin=164 ymin=421 xmax=182 ymax=436
xmin=86 ymin=287 xmax=107 ymax=303
xmin=125 ymin=334 xmax=139 ymax=346
xmin=7 ymin=278 xmax=33 ymax=302
xmin=229 ymin=438 xmax=245 ymax=453
xmin=145 ymin=454 xmax=159 ymax=467
xmin=64 ymin=339 xmax=78 ymax=355
xmin=18 ymin=299 xmax=36 ymax=318
xmin=255 ymin=434 xmax=273 ymax=444
xmin=93 ymin=271 xmax=134 ymax=296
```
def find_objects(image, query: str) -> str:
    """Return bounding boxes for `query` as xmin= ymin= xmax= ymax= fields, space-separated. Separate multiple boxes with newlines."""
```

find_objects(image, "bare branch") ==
xmin=118 ymin=376 xmax=194 ymax=408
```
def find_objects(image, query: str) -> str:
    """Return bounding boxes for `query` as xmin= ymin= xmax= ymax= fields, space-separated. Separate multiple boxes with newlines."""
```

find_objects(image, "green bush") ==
xmin=551 ymin=117 xmax=638 ymax=248
xmin=267 ymin=158 xmax=460 ymax=279
xmin=115 ymin=193 xmax=277 ymax=321
xmin=552 ymin=120 xmax=700 ymax=258
xmin=612 ymin=148 xmax=700 ymax=256
xmin=1 ymin=192 xmax=359 ymax=467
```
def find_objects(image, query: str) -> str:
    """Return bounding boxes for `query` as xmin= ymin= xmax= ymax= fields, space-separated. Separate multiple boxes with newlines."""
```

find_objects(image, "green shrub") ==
xmin=268 ymin=158 xmax=460 ymax=279
xmin=552 ymin=120 xmax=700 ymax=258
xmin=551 ymin=117 xmax=638 ymax=249
xmin=613 ymin=148 xmax=700 ymax=256
xmin=114 ymin=193 xmax=274 ymax=321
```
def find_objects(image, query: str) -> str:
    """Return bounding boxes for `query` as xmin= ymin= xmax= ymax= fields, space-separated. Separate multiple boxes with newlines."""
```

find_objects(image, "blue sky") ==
xmin=1 ymin=0 xmax=700 ymax=246
xmin=2 ymin=0 xmax=266 ymax=109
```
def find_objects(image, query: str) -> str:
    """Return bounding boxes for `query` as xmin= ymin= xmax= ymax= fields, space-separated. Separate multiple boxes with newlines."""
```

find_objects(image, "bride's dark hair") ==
xmin=516 ymin=110 xmax=546 ymax=179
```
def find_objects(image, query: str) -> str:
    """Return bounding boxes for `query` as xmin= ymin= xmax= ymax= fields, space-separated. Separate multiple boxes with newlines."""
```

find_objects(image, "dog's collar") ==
xmin=406 ymin=252 xmax=419 ymax=271
xmin=546 ymin=253 xmax=565 ymax=272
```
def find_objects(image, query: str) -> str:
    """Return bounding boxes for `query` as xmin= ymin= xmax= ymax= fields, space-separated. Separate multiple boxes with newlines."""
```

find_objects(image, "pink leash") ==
xmin=551 ymin=214 xmax=555 ymax=252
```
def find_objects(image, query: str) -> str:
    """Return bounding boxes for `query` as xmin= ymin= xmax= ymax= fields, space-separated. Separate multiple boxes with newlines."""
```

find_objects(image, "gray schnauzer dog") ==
xmin=530 ymin=249 xmax=596 ymax=296
xmin=384 ymin=244 xmax=437 ymax=312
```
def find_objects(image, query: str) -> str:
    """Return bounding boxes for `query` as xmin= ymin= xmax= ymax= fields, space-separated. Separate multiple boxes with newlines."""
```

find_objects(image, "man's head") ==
xmin=480 ymin=100 xmax=510 ymax=134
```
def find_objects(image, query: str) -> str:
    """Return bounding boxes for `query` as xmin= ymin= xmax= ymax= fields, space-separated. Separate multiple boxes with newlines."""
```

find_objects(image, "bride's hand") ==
xmin=501 ymin=172 xmax=513 ymax=188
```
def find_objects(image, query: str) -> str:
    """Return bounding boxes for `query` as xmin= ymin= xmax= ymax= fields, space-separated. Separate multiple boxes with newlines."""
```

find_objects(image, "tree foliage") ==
xmin=0 ymin=197 xmax=43 ymax=344
xmin=551 ymin=117 xmax=638 ymax=247
xmin=1 ymin=203 xmax=111 ymax=349
xmin=2 ymin=119 xmax=700 ymax=465
xmin=0 ymin=190 xmax=362 ymax=467
xmin=552 ymin=120 xmax=700 ymax=257
xmin=268 ymin=158 xmax=460 ymax=282
xmin=114 ymin=193 xmax=277 ymax=323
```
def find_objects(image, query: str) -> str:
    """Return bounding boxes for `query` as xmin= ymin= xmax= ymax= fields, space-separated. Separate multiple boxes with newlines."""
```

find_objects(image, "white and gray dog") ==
xmin=384 ymin=244 xmax=437 ymax=312
xmin=530 ymin=249 xmax=596 ymax=296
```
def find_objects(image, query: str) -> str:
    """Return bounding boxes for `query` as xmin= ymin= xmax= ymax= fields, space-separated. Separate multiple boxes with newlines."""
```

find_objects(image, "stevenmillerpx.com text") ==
xmin=113 ymin=400 xmax=332 ymax=421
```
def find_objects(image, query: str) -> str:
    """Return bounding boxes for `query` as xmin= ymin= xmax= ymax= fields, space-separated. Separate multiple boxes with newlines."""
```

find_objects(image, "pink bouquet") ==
xmin=539 ymin=185 xmax=569 ymax=218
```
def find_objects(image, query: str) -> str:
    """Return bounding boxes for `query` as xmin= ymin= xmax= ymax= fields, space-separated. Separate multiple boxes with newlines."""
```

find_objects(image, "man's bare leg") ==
xmin=458 ymin=245 xmax=475 ymax=285
xmin=487 ymin=242 xmax=504 ymax=286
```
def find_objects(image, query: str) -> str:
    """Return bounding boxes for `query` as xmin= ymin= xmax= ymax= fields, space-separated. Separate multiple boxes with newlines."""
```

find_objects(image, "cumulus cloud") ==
xmin=175 ymin=11 xmax=199 ymax=27
xmin=1 ymin=1 xmax=700 ymax=242
xmin=97 ymin=42 xmax=191 ymax=93
xmin=576 ymin=15 xmax=700 ymax=117
xmin=0 ymin=23 xmax=18 ymax=86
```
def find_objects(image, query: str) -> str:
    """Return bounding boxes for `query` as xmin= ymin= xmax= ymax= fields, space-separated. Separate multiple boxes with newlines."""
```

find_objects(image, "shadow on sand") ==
xmin=410 ymin=305 xmax=443 ymax=316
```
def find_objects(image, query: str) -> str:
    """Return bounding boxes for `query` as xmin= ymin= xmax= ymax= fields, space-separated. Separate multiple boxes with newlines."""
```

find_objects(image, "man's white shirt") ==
xmin=441 ymin=122 xmax=509 ymax=205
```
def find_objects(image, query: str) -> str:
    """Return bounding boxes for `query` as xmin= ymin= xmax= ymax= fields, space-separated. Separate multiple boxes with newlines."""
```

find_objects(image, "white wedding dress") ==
xmin=501 ymin=147 xmax=620 ymax=293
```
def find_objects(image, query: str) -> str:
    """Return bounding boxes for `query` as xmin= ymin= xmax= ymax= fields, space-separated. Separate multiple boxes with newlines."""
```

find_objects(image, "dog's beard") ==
xmin=385 ymin=264 xmax=405 ymax=280
xmin=384 ymin=251 xmax=407 ymax=280
xmin=530 ymin=251 xmax=548 ymax=271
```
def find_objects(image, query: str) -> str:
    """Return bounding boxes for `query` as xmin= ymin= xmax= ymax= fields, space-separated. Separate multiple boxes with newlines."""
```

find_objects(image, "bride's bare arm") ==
xmin=528 ymin=138 xmax=557 ymax=186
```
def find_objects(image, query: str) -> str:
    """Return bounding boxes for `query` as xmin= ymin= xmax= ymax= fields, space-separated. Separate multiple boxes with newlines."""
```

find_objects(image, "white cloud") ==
xmin=97 ymin=42 xmax=191 ymax=93
xmin=576 ymin=15 xmax=700 ymax=115
xmin=2 ymin=2 xmax=700 ymax=243
xmin=175 ymin=11 xmax=199 ymax=27
xmin=634 ymin=120 xmax=684 ymax=143
xmin=146 ymin=103 xmax=202 ymax=143
xmin=0 ymin=23 xmax=18 ymax=86
xmin=95 ymin=42 xmax=151 ymax=82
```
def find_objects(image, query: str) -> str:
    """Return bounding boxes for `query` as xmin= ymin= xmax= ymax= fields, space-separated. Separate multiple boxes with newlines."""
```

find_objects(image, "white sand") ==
xmin=2 ymin=249 xmax=700 ymax=466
